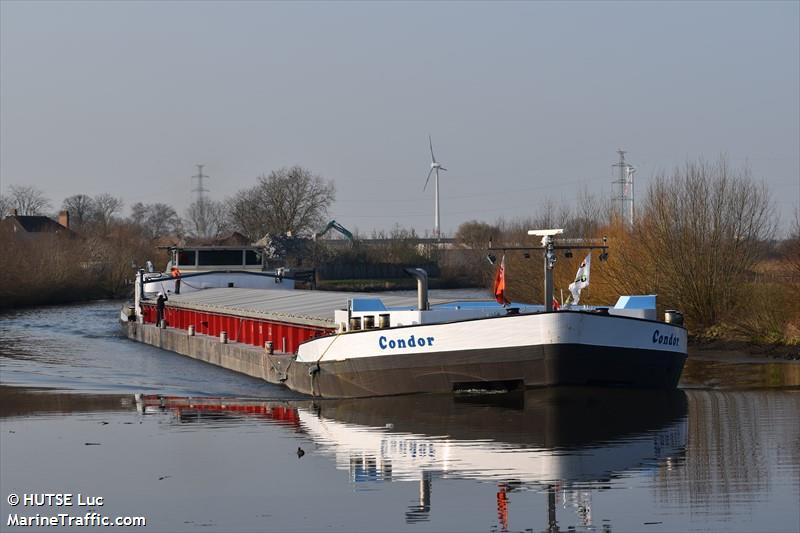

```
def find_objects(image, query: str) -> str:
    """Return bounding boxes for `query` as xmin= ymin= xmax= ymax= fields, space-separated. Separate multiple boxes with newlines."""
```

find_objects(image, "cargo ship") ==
xmin=122 ymin=229 xmax=688 ymax=397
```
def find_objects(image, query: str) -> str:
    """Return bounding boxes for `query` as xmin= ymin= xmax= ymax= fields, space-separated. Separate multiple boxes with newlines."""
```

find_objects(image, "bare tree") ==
xmin=226 ymin=190 xmax=264 ymax=242
xmin=90 ymin=194 xmax=123 ymax=233
xmin=7 ymin=185 xmax=51 ymax=215
xmin=0 ymin=194 xmax=11 ymax=217
xmin=129 ymin=202 xmax=148 ymax=223
xmin=61 ymin=194 xmax=95 ymax=229
xmin=785 ymin=206 xmax=800 ymax=277
xmin=228 ymin=166 xmax=335 ymax=240
xmin=129 ymin=202 xmax=182 ymax=239
xmin=184 ymin=198 xmax=229 ymax=239
xmin=491 ymin=201 xmax=574 ymax=249
xmin=606 ymin=157 xmax=776 ymax=331
xmin=148 ymin=203 xmax=182 ymax=238
xmin=795 ymin=206 xmax=800 ymax=238
xmin=570 ymin=188 xmax=609 ymax=237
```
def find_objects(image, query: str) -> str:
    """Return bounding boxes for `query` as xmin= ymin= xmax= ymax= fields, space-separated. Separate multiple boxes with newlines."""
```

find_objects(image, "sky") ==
xmin=1 ymin=0 xmax=798 ymax=236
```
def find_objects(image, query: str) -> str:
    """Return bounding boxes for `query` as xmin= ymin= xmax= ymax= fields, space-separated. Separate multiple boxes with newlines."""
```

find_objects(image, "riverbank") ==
xmin=689 ymin=339 xmax=799 ymax=361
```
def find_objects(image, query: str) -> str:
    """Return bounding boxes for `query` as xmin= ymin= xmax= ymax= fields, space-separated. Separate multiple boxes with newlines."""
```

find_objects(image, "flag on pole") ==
xmin=493 ymin=255 xmax=510 ymax=306
xmin=568 ymin=254 xmax=591 ymax=305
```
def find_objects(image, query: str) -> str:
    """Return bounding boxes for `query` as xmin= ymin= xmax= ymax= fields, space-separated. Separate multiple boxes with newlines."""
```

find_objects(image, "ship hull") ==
xmin=280 ymin=343 xmax=686 ymax=397
xmin=279 ymin=312 xmax=688 ymax=398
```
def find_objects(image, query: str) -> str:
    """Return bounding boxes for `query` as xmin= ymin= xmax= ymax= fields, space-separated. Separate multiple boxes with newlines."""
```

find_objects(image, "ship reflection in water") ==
xmin=300 ymin=390 xmax=687 ymax=529
xmin=140 ymin=388 xmax=688 ymax=530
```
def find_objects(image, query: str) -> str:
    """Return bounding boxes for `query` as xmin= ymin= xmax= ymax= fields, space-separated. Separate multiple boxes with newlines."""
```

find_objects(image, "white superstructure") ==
xmin=298 ymin=308 xmax=686 ymax=364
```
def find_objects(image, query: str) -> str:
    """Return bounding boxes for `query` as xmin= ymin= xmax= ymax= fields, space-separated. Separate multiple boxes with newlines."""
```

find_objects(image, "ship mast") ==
xmin=490 ymin=230 xmax=609 ymax=310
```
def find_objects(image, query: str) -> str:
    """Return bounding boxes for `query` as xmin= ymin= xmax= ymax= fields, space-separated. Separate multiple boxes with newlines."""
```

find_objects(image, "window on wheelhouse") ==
xmin=178 ymin=250 xmax=196 ymax=267
xmin=198 ymin=250 xmax=244 ymax=266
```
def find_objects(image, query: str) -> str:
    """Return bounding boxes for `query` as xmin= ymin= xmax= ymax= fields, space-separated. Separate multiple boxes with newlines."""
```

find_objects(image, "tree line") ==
xmin=0 ymin=166 xmax=336 ymax=307
xmin=0 ymin=166 xmax=336 ymax=242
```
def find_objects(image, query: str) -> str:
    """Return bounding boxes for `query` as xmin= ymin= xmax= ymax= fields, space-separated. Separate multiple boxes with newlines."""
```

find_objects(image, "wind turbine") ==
xmin=423 ymin=135 xmax=447 ymax=238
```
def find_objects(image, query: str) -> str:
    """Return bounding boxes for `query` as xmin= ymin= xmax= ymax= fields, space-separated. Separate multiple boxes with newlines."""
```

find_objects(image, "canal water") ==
xmin=1 ymin=300 xmax=798 ymax=532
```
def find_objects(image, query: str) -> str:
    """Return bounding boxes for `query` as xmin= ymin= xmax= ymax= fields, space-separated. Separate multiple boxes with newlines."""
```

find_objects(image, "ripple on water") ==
xmin=0 ymin=300 xmax=301 ymax=397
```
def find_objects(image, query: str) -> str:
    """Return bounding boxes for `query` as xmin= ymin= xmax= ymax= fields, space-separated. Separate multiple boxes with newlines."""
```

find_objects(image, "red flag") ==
xmin=493 ymin=255 xmax=510 ymax=305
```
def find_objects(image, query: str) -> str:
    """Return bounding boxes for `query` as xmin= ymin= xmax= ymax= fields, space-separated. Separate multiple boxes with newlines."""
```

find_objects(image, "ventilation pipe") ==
xmin=404 ymin=268 xmax=429 ymax=311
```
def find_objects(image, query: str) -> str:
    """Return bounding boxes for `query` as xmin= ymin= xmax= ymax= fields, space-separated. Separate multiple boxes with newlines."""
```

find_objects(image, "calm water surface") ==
xmin=1 ymin=301 xmax=798 ymax=532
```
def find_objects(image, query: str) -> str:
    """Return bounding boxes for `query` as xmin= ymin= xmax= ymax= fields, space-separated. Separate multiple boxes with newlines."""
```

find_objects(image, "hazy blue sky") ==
xmin=1 ymin=1 xmax=798 ymax=236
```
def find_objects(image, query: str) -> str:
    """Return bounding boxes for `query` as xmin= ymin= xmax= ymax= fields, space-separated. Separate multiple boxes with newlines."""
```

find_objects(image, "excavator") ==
xmin=313 ymin=220 xmax=354 ymax=242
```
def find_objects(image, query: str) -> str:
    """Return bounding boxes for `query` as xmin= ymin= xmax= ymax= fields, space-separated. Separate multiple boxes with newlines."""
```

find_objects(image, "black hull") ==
xmin=277 ymin=343 xmax=687 ymax=398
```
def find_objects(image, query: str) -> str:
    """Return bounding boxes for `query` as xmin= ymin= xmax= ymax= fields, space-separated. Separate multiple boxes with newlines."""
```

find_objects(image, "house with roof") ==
xmin=0 ymin=210 xmax=78 ymax=239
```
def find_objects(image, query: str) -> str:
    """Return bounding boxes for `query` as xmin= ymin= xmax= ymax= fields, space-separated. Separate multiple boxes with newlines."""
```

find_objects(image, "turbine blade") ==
xmin=439 ymin=166 xmax=447 ymax=171
xmin=429 ymin=135 xmax=436 ymax=163
xmin=424 ymin=167 xmax=434 ymax=191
